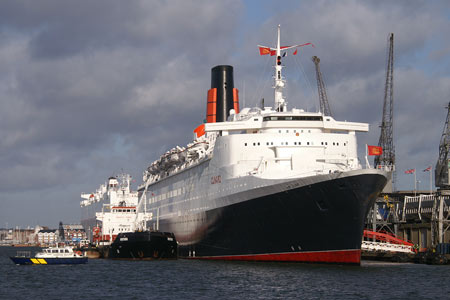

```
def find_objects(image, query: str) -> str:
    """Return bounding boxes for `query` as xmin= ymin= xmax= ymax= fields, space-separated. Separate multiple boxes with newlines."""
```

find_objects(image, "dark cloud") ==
xmin=1 ymin=0 xmax=450 ymax=227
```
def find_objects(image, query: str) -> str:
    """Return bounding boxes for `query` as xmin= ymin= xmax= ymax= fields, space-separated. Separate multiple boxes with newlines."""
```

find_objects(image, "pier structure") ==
xmin=366 ymin=191 xmax=450 ymax=250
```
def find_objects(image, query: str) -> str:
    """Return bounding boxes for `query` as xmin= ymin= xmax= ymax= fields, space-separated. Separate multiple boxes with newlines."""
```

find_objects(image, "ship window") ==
xmin=301 ymin=130 xmax=304 ymax=133
xmin=337 ymin=143 xmax=339 ymax=146
xmin=253 ymin=143 xmax=256 ymax=146
xmin=307 ymin=142 xmax=310 ymax=145
xmin=294 ymin=142 xmax=297 ymax=145
xmin=294 ymin=130 xmax=296 ymax=133
xmin=321 ymin=142 xmax=323 ymax=145
xmin=286 ymin=130 xmax=289 ymax=133
xmin=279 ymin=130 xmax=281 ymax=133
xmin=281 ymin=142 xmax=284 ymax=145
xmin=308 ymin=130 xmax=311 ymax=133
xmin=271 ymin=142 xmax=273 ymax=145
xmin=65 ymin=250 xmax=69 ymax=253
xmin=266 ymin=142 xmax=269 ymax=145
xmin=245 ymin=143 xmax=247 ymax=146
xmin=258 ymin=142 xmax=260 ymax=146
xmin=344 ymin=143 xmax=347 ymax=146
xmin=325 ymin=142 xmax=328 ymax=145
xmin=286 ymin=142 xmax=288 ymax=145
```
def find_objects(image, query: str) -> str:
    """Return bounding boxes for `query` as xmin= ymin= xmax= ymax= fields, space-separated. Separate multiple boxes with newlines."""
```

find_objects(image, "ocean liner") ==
xmin=136 ymin=25 xmax=388 ymax=264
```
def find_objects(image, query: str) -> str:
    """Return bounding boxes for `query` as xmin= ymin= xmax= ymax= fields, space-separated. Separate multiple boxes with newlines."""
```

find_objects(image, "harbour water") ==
xmin=1 ymin=246 xmax=449 ymax=299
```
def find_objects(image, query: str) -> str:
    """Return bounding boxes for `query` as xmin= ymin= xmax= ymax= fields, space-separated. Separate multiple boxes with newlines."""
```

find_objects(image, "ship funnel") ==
xmin=206 ymin=65 xmax=239 ymax=123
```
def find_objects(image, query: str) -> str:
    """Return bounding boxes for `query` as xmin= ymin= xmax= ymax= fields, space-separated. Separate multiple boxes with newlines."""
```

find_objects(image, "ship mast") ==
xmin=258 ymin=25 xmax=314 ymax=112
xmin=274 ymin=25 xmax=286 ymax=112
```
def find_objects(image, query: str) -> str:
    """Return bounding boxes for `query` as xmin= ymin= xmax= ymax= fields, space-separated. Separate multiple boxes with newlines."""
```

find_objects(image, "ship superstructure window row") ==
xmin=263 ymin=116 xmax=323 ymax=121
xmin=243 ymin=141 xmax=347 ymax=147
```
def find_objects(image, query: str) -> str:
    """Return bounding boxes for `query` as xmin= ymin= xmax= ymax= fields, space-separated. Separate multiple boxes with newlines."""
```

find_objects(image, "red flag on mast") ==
xmin=367 ymin=145 xmax=382 ymax=156
xmin=259 ymin=47 xmax=271 ymax=55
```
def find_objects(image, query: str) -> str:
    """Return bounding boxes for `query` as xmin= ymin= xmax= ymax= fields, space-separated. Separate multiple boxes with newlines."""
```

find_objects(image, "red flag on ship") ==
xmin=259 ymin=43 xmax=314 ymax=56
xmin=367 ymin=145 xmax=382 ymax=156
xmin=259 ymin=47 xmax=271 ymax=55
xmin=405 ymin=169 xmax=416 ymax=174
xmin=423 ymin=166 xmax=432 ymax=172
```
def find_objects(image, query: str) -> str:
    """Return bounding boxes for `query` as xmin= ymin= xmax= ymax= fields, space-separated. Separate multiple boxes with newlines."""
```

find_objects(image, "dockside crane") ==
xmin=312 ymin=56 xmax=332 ymax=116
xmin=374 ymin=33 xmax=395 ymax=184
xmin=435 ymin=103 xmax=450 ymax=189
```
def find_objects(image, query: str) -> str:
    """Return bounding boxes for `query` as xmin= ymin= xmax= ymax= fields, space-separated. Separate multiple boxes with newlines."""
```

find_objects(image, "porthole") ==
xmin=307 ymin=142 xmax=310 ymax=145
xmin=253 ymin=143 xmax=256 ymax=146
xmin=258 ymin=142 xmax=260 ymax=146
xmin=245 ymin=143 xmax=247 ymax=146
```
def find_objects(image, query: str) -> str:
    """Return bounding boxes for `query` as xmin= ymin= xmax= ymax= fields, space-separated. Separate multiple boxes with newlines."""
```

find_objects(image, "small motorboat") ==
xmin=10 ymin=246 xmax=88 ymax=265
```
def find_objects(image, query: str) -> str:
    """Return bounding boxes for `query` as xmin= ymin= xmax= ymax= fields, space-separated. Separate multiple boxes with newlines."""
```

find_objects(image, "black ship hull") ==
xmin=158 ymin=172 xmax=387 ymax=264
xmin=108 ymin=231 xmax=177 ymax=260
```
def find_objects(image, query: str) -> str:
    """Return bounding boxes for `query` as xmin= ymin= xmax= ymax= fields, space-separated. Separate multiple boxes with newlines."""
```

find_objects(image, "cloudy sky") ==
xmin=1 ymin=0 xmax=450 ymax=228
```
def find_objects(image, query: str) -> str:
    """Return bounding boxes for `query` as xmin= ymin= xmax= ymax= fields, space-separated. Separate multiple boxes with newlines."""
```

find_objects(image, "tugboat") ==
xmin=10 ymin=246 xmax=88 ymax=265
xmin=107 ymin=231 xmax=177 ymax=260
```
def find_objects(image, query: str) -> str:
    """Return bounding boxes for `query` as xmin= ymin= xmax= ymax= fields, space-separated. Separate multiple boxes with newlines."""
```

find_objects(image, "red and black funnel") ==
xmin=206 ymin=65 xmax=239 ymax=123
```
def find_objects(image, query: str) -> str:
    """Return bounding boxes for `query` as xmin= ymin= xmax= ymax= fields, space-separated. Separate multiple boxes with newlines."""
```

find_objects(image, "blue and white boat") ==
xmin=10 ymin=246 xmax=88 ymax=265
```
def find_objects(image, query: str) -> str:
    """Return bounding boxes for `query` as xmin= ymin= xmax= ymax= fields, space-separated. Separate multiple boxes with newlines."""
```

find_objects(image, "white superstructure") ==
xmin=80 ymin=174 xmax=138 ymax=242
xmin=140 ymin=25 xmax=367 ymax=193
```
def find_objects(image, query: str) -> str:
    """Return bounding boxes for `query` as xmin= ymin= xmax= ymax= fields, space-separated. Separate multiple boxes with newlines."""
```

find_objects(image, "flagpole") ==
xmin=414 ymin=169 xmax=417 ymax=197
xmin=365 ymin=144 xmax=370 ymax=169
xmin=430 ymin=166 xmax=432 ymax=195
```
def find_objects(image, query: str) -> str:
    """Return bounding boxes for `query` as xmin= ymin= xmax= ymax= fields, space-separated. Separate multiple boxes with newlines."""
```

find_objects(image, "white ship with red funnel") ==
xmin=135 ymin=25 xmax=388 ymax=264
